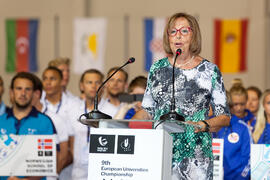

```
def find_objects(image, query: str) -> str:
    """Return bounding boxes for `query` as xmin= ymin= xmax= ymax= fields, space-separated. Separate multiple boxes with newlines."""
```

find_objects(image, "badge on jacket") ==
xmin=228 ymin=132 xmax=239 ymax=143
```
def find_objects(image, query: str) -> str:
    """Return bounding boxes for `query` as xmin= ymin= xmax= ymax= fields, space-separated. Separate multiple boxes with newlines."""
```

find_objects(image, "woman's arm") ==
xmin=189 ymin=114 xmax=230 ymax=133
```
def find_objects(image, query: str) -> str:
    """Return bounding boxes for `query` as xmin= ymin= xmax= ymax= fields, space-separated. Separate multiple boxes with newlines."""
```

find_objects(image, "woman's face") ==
xmin=231 ymin=94 xmax=247 ymax=118
xmin=247 ymin=90 xmax=260 ymax=114
xmin=263 ymin=94 xmax=270 ymax=118
xmin=169 ymin=17 xmax=193 ymax=56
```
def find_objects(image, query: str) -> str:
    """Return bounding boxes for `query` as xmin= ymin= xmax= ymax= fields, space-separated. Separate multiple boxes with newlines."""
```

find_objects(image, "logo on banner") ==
xmin=37 ymin=139 xmax=53 ymax=157
xmin=117 ymin=135 xmax=135 ymax=154
xmin=98 ymin=136 xmax=108 ymax=146
xmin=90 ymin=134 xmax=115 ymax=154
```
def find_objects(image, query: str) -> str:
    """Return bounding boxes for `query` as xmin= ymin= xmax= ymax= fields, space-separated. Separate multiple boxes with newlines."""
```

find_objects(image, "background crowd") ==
xmin=0 ymin=57 xmax=269 ymax=180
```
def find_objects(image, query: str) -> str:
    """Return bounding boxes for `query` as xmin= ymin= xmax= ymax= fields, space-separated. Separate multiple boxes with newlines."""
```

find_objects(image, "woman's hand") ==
xmin=186 ymin=121 xmax=207 ymax=133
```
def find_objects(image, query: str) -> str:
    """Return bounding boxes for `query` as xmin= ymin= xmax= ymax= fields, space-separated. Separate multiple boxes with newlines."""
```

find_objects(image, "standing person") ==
xmin=0 ymin=72 xmax=56 ymax=180
xmin=246 ymin=86 xmax=262 ymax=117
xmin=48 ymin=57 xmax=77 ymax=100
xmin=31 ymin=73 xmax=69 ymax=175
xmin=41 ymin=66 xmax=75 ymax=177
xmin=70 ymin=69 xmax=106 ymax=180
xmin=142 ymin=12 xmax=230 ymax=179
xmin=102 ymin=67 xmax=128 ymax=118
xmin=0 ymin=75 xmax=7 ymax=115
xmin=253 ymin=89 xmax=270 ymax=144
xmin=230 ymin=83 xmax=255 ymax=128
xmin=214 ymin=90 xmax=252 ymax=180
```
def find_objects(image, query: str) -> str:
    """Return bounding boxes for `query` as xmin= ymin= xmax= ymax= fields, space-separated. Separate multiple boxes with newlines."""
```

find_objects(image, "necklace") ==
xmin=175 ymin=56 xmax=194 ymax=68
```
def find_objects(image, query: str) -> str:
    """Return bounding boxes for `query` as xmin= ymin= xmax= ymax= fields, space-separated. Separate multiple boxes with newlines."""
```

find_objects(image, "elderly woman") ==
xmin=142 ymin=12 xmax=230 ymax=179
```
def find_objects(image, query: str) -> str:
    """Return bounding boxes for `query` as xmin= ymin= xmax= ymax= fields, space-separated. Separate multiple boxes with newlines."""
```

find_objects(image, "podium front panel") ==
xmin=88 ymin=128 xmax=172 ymax=180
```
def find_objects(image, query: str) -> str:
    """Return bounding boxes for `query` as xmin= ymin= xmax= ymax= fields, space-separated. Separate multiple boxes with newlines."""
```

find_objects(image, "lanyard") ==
xmin=43 ymin=98 xmax=62 ymax=114
xmin=0 ymin=101 xmax=5 ymax=115
xmin=85 ymin=103 xmax=90 ymax=142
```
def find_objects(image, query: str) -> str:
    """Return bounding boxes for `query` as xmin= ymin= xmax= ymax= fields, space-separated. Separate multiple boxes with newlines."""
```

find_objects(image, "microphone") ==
xmin=79 ymin=57 xmax=136 ymax=125
xmin=159 ymin=49 xmax=184 ymax=122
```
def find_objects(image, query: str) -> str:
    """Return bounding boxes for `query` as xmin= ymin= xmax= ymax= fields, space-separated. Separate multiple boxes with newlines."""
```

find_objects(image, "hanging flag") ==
xmin=214 ymin=19 xmax=248 ymax=73
xmin=73 ymin=18 xmax=107 ymax=74
xmin=6 ymin=19 xmax=38 ymax=72
xmin=144 ymin=18 xmax=167 ymax=72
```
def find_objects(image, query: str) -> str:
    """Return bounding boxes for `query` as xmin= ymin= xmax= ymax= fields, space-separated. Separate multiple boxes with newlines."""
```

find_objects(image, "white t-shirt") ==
xmin=99 ymin=98 xmax=124 ymax=118
xmin=70 ymin=99 xmax=107 ymax=180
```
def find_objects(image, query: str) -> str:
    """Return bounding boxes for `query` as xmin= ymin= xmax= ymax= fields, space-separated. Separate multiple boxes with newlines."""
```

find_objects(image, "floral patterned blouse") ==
xmin=142 ymin=57 xmax=230 ymax=163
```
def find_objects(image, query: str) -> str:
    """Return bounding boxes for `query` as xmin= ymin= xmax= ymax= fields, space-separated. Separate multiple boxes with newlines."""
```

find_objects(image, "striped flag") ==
xmin=73 ymin=18 xmax=107 ymax=74
xmin=214 ymin=19 xmax=248 ymax=73
xmin=38 ymin=139 xmax=53 ymax=150
xmin=6 ymin=19 xmax=38 ymax=72
xmin=212 ymin=142 xmax=221 ymax=154
xmin=144 ymin=18 xmax=167 ymax=72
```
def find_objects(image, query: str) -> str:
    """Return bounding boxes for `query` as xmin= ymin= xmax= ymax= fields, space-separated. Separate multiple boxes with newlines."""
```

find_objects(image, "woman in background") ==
xmin=253 ymin=89 xmax=270 ymax=144
xmin=246 ymin=86 xmax=262 ymax=117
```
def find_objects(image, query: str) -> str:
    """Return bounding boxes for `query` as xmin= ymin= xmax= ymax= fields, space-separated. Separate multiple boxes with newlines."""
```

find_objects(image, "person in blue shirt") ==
xmin=253 ymin=89 xmax=270 ymax=144
xmin=0 ymin=75 xmax=7 ymax=116
xmin=0 ymin=72 xmax=56 ymax=180
xmin=215 ymin=84 xmax=253 ymax=180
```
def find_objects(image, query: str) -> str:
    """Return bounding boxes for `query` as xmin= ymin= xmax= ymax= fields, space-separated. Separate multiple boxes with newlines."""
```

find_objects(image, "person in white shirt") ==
xmin=102 ymin=67 xmax=128 ymax=118
xmin=41 ymin=66 xmax=76 ymax=176
xmin=48 ymin=57 xmax=81 ymax=102
xmin=70 ymin=69 xmax=106 ymax=180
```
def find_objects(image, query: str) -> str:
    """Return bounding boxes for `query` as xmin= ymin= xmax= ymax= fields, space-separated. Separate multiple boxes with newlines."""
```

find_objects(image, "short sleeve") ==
xmin=142 ymin=71 xmax=156 ymax=118
xmin=210 ymin=66 xmax=231 ymax=117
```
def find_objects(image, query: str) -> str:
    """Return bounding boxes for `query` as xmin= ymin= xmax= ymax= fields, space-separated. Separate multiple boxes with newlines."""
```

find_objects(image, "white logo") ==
xmin=98 ymin=136 xmax=108 ymax=146
xmin=228 ymin=132 xmax=239 ymax=143
xmin=16 ymin=37 xmax=29 ymax=54
xmin=120 ymin=138 xmax=131 ymax=151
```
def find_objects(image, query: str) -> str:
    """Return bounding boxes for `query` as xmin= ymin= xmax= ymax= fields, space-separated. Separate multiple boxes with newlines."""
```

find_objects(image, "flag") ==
xmin=212 ymin=142 xmax=221 ymax=154
xmin=214 ymin=19 xmax=248 ymax=73
xmin=144 ymin=18 xmax=167 ymax=72
xmin=38 ymin=139 xmax=53 ymax=150
xmin=6 ymin=19 xmax=38 ymax=72
xmin=73 ymin=18 xmax=107 ymax=74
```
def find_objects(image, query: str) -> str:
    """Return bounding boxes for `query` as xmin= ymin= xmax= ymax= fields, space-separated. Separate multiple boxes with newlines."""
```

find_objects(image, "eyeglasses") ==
xmin=168 ymin=27 xmax=192 ymax=37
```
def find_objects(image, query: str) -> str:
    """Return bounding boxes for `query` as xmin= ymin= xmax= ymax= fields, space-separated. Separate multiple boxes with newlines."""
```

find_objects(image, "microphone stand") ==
xmin=79 ymin=57 xmax=136 ymax=126
xmin=159 ymin=49 xmax=185 ymax=122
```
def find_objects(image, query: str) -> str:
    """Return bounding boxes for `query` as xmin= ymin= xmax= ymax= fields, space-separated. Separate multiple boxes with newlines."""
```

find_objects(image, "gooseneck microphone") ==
xmin=159 ymin=49 xmax=185 ymax=122
xmin=79 ymin=57 xmax=136 ymax=124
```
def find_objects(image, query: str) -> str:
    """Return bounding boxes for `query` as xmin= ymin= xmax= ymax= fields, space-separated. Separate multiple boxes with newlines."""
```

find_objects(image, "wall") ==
xmin=0 ymin=0 xmax=268 ymax=105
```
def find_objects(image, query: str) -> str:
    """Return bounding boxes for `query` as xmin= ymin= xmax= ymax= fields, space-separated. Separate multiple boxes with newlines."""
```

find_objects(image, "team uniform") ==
xmin=214 ymin=114 xmax=253 ymax=180
xmin=0 ymin=107 xmax=56 ymax=180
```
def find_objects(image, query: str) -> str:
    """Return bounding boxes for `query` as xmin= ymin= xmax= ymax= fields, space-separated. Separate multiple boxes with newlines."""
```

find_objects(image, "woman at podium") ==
xmin=142 ymin=12 xmax=230 ymax=180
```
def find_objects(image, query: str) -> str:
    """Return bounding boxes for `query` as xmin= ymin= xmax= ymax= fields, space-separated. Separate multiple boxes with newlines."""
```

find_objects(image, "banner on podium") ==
xmin=212 ymin=138 xmax=224 ymax=180
xmin=0 ymin=135 xmax=57 ymax=176
xmin=251 ymin=144 xmax=270 ymax=180
xmin=88 ymin=128 xmax=172 ymax=180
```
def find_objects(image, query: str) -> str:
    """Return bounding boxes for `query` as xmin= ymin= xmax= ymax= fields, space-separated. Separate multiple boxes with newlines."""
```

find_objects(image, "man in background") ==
xmin=70 ymin=69 xmax=106 ymax=180
xmin=0 ymin=75 xmax=6 ymax=115
xmin=102 ymin=67 xmax=128 ymax=118
xmin=0 ymin=72 xmax=56 ymax=180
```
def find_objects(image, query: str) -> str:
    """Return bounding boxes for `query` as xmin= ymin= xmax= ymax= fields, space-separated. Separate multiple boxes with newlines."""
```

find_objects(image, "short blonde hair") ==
xmin=48 ymin=57 xmax=70 ymax=67
xmin=163 ymin=12 xmax=201 ymax=56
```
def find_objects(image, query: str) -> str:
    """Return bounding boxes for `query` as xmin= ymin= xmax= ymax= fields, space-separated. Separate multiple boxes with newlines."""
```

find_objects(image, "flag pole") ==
xmin=124 ymin=14 xmax=129 ymax=65
xmin=54 ymin=14 xmax=59 ymax=58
